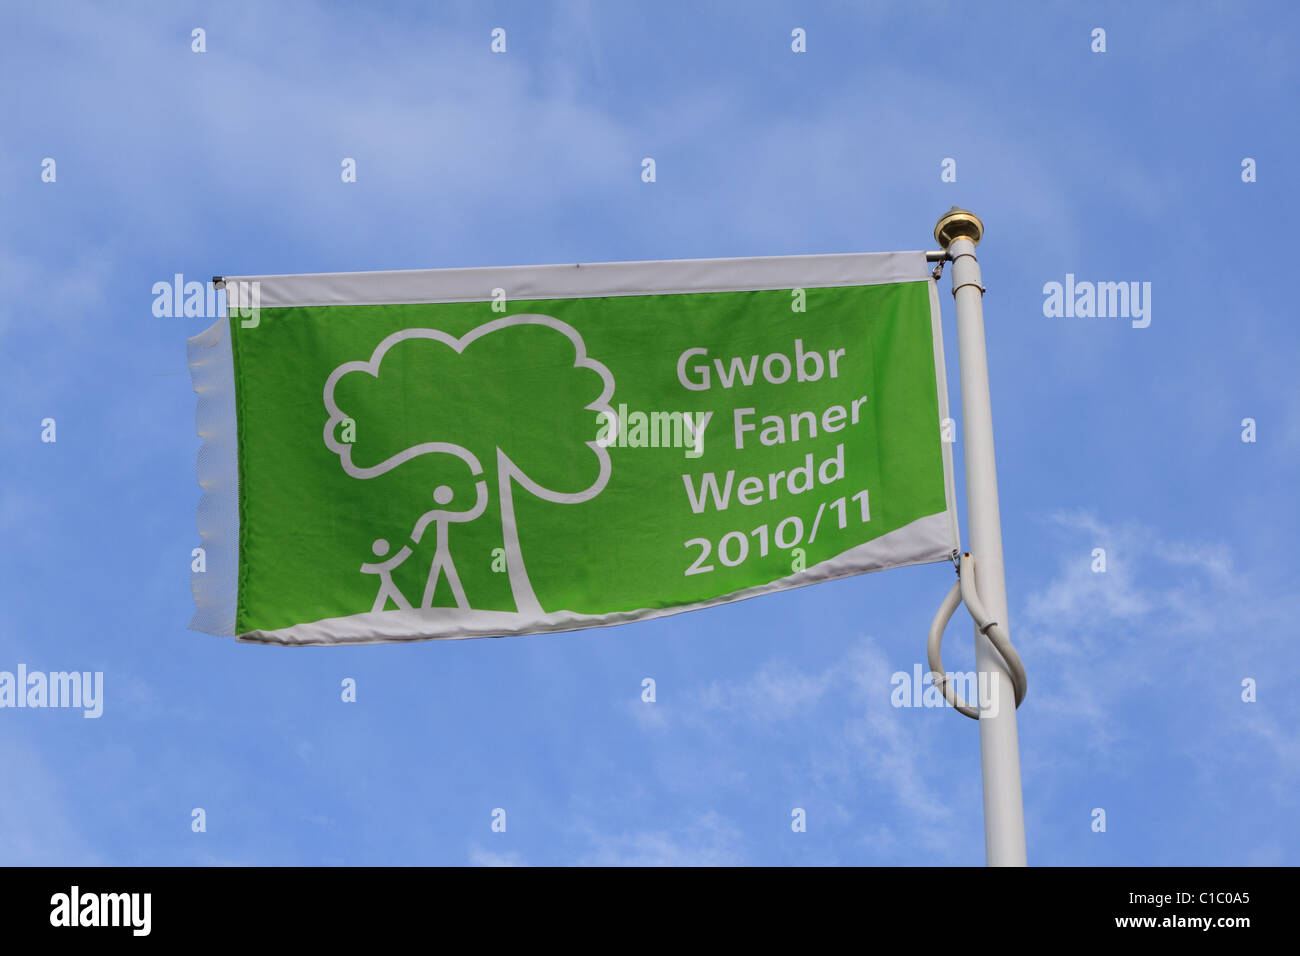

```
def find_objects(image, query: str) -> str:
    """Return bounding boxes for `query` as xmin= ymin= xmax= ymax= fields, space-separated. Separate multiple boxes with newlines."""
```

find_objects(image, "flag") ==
xmin=188 ymin=251 xmax=958 ymax=644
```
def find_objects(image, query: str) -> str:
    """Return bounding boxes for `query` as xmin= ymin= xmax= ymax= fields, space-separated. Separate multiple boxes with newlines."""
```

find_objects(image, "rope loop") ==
xmin=926 ymin=552 xmax=1028 ymax=720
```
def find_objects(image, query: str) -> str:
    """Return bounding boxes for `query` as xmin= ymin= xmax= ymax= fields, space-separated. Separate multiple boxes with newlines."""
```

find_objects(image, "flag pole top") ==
xmin=934 ymin=206 xmax=983 ymax=249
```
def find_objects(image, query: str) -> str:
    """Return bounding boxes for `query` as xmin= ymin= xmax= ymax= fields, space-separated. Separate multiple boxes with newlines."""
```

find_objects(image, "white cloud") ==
xmin=623 ymin=636 xmax=978 ymax=863
xmin=468 ymin=844 xmax=527 ymax=867
xmin=0 ymin=735 xmax=102 ymax=865
xmin=576 ymin=811 xmax=744 ymax=866
xmin=1016 ymin=510 xmax=1300 ymax=854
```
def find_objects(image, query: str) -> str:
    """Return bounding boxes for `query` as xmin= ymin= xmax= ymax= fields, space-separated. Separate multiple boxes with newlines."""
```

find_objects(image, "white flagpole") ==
xmin=934 ymin=207 xmax=1028 ymax=866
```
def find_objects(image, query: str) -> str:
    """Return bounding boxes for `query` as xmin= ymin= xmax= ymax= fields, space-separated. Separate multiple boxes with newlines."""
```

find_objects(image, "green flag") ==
xmin=188 ymin=252 xmax=957 ymax=644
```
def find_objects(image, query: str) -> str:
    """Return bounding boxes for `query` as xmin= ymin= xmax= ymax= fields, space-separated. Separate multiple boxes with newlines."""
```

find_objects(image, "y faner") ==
xmin=733 ymin=396 xmax=869 ymax=449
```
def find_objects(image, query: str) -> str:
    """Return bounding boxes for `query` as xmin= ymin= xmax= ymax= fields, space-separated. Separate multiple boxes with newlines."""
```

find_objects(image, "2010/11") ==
xmin=684 ymin=490 xmax=870 ymax=575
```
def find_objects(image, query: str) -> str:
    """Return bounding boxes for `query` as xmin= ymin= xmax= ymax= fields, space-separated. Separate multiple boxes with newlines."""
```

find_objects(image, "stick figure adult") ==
xmin=411 ymin=477 xmax=489 ymax=610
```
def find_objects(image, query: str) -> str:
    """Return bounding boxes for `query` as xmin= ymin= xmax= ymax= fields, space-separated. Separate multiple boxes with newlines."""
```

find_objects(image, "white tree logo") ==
xmin=323 ymin=315 xmax=617 ymax=616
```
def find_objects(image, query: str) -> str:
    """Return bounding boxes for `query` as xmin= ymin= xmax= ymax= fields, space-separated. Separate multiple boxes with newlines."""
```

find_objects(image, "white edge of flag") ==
xmin=186 ymin=315 xmax=239 ymax=636
xmin=222 ymin=250 xmax=930 ymax=309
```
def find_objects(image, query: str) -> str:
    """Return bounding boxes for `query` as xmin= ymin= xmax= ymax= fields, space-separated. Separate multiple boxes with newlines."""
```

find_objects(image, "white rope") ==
xmin=926 ymin=552 xmax=1027 ymax=720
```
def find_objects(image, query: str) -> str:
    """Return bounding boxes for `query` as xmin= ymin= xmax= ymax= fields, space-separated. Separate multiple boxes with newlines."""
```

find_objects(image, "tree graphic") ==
xmin=322 ymin=315 xmax=617 ymax=615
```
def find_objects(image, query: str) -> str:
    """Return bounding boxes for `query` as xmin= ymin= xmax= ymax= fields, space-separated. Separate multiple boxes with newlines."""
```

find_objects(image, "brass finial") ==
xmin=933 ymin=207 xmax=984 ymax=248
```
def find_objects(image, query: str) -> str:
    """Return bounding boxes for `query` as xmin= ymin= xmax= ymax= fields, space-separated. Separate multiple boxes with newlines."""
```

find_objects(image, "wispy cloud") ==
xmin=621 ymin=635 xmax=978 ymax=864
xmin=1016 ymin=511 xmax=1300 ymax=861
xmin=575 ymin=811 xmax=744 ymax=866
xmin=468 ymin=844 xmax=527 ymax=867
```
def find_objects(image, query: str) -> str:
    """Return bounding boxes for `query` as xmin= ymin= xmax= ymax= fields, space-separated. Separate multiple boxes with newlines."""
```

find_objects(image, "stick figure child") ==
xmin=360 ymin=538 xmax=415 ymax=613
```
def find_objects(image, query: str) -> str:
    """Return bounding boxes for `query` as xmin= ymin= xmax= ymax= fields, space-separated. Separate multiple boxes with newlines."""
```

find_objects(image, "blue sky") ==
xmin=1 ymin=0 xmax=1297 ymax=865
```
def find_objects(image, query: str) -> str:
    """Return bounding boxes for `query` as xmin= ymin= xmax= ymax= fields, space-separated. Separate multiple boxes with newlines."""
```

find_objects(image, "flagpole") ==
xmin=933 ymin=207 xmax=1028 ymax=866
